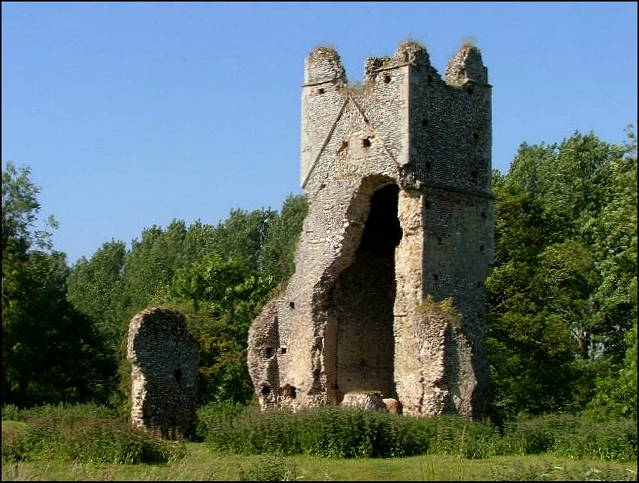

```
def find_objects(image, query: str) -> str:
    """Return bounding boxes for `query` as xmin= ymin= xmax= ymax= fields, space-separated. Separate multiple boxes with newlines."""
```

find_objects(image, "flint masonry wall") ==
xmin=248 ymin=41 xmax=493 ymax=418
xmin=127 ymin=307 xmax=199 ymax=439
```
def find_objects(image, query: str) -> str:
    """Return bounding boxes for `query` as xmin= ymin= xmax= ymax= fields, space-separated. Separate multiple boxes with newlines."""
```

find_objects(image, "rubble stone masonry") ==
xmin=248 ymin=41 xmax=493 ymax=418
xmin=127 ymin=307 xmax=198 ymax=439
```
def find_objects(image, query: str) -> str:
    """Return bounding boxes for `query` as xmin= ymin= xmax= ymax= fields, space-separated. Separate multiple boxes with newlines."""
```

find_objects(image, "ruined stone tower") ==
xmin=247 ymin=41 xmax=493 ymax=418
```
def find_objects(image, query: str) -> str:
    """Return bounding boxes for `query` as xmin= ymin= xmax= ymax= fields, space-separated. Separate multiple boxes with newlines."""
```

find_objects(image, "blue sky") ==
xmin=2 ymin=2 xmax=637 ymax=266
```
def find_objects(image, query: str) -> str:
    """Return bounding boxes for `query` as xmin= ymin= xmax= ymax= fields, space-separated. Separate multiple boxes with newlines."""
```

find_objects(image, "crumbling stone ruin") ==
xmin=127 ymin=307 xmax=199 ymax=439
xmin=248 ymin=40 xmax=493 ymax=419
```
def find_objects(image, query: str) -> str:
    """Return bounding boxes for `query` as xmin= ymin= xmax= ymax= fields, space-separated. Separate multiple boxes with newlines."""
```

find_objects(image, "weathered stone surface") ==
xmin=127 ymin=307 xmax=198 ymax=439
xmin=382 ymin=398 xmax=403 ymax=415
xmin=341 ymin=391 xmax=386 ymax=411
xmin=247 ymin=41 xmax=493 ymax=419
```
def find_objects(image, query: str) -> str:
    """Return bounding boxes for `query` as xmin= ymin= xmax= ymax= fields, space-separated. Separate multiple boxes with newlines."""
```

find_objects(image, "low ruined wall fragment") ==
xmin=127 ymin=307 xmax=198 ymax=440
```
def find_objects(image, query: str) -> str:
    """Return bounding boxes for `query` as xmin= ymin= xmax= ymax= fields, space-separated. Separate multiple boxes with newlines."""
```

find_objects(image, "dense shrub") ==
xmin=495 ymin=413 xmax=562 ymax=455
xmin=1 ymin=404 xmax=26 ymax=422
xmin=202 ymin=406 xmax=497 ymax=459
xmin=196 ymin=401 xmax=247 ymax=442
xmin=551 ymin=416 xmax=637 ymax=462
xmin=2 ymin=403 xmax=186 ymax=464
xmin=295 ymin=406 xmax=405 ymax=458
xmin=199 ymin=405 xmax=637 ymax=462
xmin=204 ymin=406 xmax=302 ymax=455
xmin=497 ymin=413 xmax=637 ymax=462
xmin=1 ymin=422 xmax=30 ymax=462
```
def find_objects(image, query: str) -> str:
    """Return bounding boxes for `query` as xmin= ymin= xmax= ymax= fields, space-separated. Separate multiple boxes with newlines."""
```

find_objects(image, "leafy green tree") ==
xmin=207 ymin=208 xmax=276 ymax=271
xmin=262 ymin=194 xmax=308 ymax=285
xmin=585 ymin=127 xmax=638 ymax=421
xmin=67 ymin=240 xmax=128 ymax=354
xmin=486 ymin=129 xmax=637 ymax=420
xmin=2 ymin=161 xmax=57 ymax=253
xmin=486 ymin=179 xmax=577 ymax=420
xmin=2 ymin=161 xmax=116 ymax=407
xmin=587 ymin=320 xmax=638 ymax=421
xmin=121 ymin=219 xmax=190 ymax=315
xmin=156 ymin=255 xmax=274 ymax=405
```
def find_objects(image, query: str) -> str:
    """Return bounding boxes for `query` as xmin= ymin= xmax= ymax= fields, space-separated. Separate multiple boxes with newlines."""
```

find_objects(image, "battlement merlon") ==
xmin=445 ymin=44 xmax=488 ymax=87
xmin=363 ymin=40 xmax=431 ymax=78
xmin=304 ymin=46 xmax=347 ymax=86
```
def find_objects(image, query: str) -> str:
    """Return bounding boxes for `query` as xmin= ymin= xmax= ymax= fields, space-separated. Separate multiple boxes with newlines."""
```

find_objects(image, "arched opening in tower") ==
xmin=330 ymin=183 xmax=402 ymax=402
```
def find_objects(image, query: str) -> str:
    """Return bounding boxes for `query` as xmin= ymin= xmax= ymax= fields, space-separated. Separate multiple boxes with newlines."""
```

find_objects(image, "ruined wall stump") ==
xmin=127 ymin=307 xmax=199 ymax=440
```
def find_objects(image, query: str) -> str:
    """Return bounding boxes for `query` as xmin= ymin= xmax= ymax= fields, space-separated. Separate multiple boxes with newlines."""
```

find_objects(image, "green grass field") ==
xmin=2 ymin=441 xmax=637 ymax=481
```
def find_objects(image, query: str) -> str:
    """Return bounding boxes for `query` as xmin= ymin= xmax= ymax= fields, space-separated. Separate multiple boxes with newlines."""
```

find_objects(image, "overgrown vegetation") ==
xmin=420 ymin=295 xmax=464 ymax=330
xmin=196 ymin=403 xmax=636 ymax=462
xmin=1 ymin=403 xmax=186 ymax=464
xmin=3 ymin=403 xmax=636 ymax=473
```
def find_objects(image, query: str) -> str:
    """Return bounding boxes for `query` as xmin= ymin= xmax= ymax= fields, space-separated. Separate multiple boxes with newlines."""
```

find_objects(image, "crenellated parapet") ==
xmin=300 ymin=41 xmax=491 ymax=194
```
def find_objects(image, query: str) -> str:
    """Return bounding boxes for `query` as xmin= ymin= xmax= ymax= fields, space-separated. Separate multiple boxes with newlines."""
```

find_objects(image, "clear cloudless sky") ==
xmin=2 ymin=2 xmax=637 ymax=266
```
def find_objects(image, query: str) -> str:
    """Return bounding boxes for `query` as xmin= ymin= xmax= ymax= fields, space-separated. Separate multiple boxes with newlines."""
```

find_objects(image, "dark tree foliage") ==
xmin=486 ymin=129 xmax=637 ymax=422
xmin=2 ymin=161 xmax=117 ymax=408
xmin=262 ymin=194 xmax=308 ymax=285
xmin=67 ymin=240 xmax=128 ymax=354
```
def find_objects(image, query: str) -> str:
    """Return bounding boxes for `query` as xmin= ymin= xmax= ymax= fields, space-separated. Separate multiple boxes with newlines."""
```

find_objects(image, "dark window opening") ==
xmin=289 ymin=301 xmax=295 ymax=309
xmin=425 ymin=161 xmax=432 ymax=169
xmin=358 ymin=184 xmax=402 ymax=252
xmin=466 ymin=86 xmax=474 ymax=95
xmin=261 ymin=385 xmax=271 ymax=396
xmin=472 ymin=130 xmax=480 ymax=143
xmin=383 ymin=74 xmax=391 ymax=84
xmin=480 ymin=212 xmax=487 ymax=219
xmin=471 ymin=170 xmax=478 ymax=180
xmin=425 ymin=200 xmax=430 ymax=208
xmin=422 ymin=119 xmax=429 ymax=127
xmin=265 ymin=347 xmax=273 ymax=358
xmin=283 ymin=385 xmax=297 ymax=399
xmin=480 ymin=245 xmax=484 ymax=252
xmin=174 ymin=369 xmax=182 ymax=383
xmin=362 ymin=138 xmax=372 ymax=148
xmin=318 ymin=88 xmax=325 ymax=95
xmin=437 ymin=237 xmax=443 ymax=245
xmin=433 ymin=274 xmax=439 ymax=281
xmin=280 ymin=347 xmax=287 ymax=354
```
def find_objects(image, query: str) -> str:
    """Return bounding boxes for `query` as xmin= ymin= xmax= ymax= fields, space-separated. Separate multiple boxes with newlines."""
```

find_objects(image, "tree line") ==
xmin=2 ymin=128 xmax=636 ymax=424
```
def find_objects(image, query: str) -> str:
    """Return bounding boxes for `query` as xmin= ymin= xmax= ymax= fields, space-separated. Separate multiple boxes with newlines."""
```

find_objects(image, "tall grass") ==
xmin=2 ymin=403 xmax=186 ymax=464
xmin=197 ymin=403 xmax=637 ymax=463
xmin=3 ymin=402 xmax=637 ymax=470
